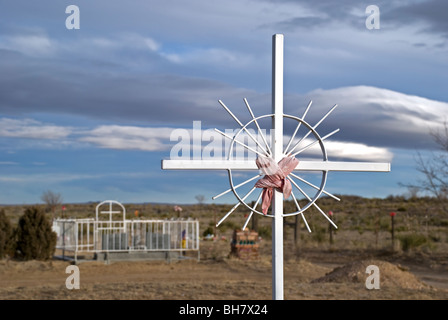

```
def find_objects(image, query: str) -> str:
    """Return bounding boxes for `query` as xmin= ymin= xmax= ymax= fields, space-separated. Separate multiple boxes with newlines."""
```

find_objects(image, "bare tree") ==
xmin=412 ymin=151 xmax=447 ymax=200
xmin=432 ymin=120 xmax=448 ymax=151
xmin=403 ymin=121 xmax=448 ymax=210
xmin=406 ymin=186 xmax=420 ymax=199
xmin=41 ymin=190 xmax=63 ymax=219
xmin=195 ymin=194 xmax=205 ymax=205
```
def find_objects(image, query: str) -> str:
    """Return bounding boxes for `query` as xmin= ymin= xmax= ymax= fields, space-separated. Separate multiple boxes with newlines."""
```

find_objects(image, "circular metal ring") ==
xmin=226 ymin=113 xmax=328 ymax=218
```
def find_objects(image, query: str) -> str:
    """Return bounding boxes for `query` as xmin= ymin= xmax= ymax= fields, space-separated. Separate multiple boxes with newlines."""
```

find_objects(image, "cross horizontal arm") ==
xmin=161 ymin=159 xmax=390 ymax=172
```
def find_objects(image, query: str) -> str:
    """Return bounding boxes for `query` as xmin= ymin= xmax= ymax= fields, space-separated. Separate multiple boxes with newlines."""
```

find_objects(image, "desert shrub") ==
xmin=202 ymin=226 xmax=214 ymax=237
xmin=433 ymin=218 xmax=448 ymax=227
xmin=395 ymin=225 xmax=408 ymax=232
xmin=398 ymin=233 xmax=429 ymax=251
xmin=257 ymin=225 xmax=272 ymax=240
xmin=0 ymin=210 xmax=14 ymax=259
xmin=217 ymin=220 xmax=238 ymax=232
xmin=15 ymin=207 xmax=57 ymax=260
xmin=311 ymin=225 xmax=326 ymax=243
xmin=378 ymin=217 xmax=390 ymax=230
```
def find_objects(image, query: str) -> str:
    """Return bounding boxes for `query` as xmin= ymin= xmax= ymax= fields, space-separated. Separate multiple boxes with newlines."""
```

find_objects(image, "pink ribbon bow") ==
xmin=254 ymin=156 xmax=299 ymax=215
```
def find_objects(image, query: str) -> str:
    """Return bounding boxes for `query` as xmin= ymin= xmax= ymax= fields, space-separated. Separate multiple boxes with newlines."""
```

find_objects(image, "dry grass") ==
xmin=0 ymin=196 xmax=447 ymax=300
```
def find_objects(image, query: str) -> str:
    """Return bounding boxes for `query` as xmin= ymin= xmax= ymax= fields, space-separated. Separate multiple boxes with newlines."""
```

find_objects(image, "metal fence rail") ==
xmin=53 ymin=218 xmax=200 ymax=254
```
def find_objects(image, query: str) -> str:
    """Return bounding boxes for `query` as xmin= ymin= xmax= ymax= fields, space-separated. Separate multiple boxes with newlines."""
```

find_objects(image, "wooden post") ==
xmin=390 ymin=211 xmax=396 ymax=249
xmin=294 ymin=214 xmax=299 ymax=248
xmin=328 ymin=211 xmax=334 ymax=245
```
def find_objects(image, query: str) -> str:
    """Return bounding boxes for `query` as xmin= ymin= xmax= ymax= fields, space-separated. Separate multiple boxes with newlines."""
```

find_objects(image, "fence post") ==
xmin=62 ymin=221 xmax=66 ymax=261
xmin=328 ymin=211 xmax=334 ymax=245
xmin=390 ymin=212 xmax=396 ymax=249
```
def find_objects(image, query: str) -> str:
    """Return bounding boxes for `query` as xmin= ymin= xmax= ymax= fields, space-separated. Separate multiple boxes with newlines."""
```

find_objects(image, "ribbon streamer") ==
xmin=254 ymin=156 xmax=299 ymax=215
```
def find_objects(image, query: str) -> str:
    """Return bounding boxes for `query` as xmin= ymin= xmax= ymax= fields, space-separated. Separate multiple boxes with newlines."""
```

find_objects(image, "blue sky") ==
xmin=0 ymin=0 xmax=447 ymax=205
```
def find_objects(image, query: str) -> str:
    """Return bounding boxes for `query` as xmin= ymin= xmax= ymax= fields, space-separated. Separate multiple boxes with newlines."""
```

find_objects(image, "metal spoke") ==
xmin=219 ymin=100 xmax=270 ymax=156
xmin=287 ymin=104 xmax=338 ymax=156
xmin=283 ymin=100 xmax=312 ymax=155
xmin=216 ymin=186 xmax=257 ymax=227
xmin=289 ymin=172 xmax=340 ymax=201
xmin=215 ymin=128 xmax=267 ymax=158
xmin=213 ymin=173 xmax=262 ymax=200
xmin=290 ymin=128 xmax=340 ymax=157
xmin=242 ymin=191 xmax=263 ymax=231
xmin=290 ymin=189 xmax=311 ymax=232
xmin=244 ymin=98 xmax=272 ymax=156
xmin=289 ymin=177 xmax=338 ymax=229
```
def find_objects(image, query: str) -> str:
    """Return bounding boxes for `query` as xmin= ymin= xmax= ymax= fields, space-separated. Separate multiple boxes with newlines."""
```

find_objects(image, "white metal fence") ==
xmin=53 ymin=218 xmax=200 ymax=254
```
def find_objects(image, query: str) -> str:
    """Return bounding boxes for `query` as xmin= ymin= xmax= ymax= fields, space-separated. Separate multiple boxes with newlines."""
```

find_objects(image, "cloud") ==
xmin=0 ymin=161 xmax=18 ymax=165
xmin=0 ymin=0 xmax=446 ymax=155
xmin=0 ymin=118 xmax=72 ymax=139
xmin=1 ymin=83 xmax=447 ymax=154
xmin=295 ymin=138 xmax=393 ymax=162
xmin=0 ymin=27 xmax=55 ymax=57
xmin=387 ymin=0 xmax=448 ymax=39
xmin=288 ymin=85 xmax=448 ymax=150
xmin=80 ymin=125 xmax=174 ymax=151
xmin=80 ymin=123 xmax=392 ymax=162
xmin=0 ymin=171 xmax=157 ymax=184
xmin=0 ymin=115 xmax=392 ymax=162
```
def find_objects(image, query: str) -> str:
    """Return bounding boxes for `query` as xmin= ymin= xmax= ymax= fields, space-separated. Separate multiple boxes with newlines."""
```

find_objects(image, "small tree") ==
xmin=41 ymin=190 xmax=63 ymax=219
xmin=195 ymin=195 xmax=205 ymax=205
xmin=402 ymin=121 xmax=448 ymax=211
xmin=15 ymin=207 xmax=57 ymax=260
xmin=0 ymin=210 xmax=14 ymax=259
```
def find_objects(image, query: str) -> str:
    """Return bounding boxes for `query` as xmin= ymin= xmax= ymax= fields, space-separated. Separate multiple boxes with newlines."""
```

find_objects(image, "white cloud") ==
xmin=0 ymin=161 xmax=18 ymax=165
xmin=1 ymin=83 xmax=445 ymax=160
xmin=162 ymin=47 xmax=252 ymax=67
xmin=1 ymin=34 xmax=54 ymax=56
xmin=0 ymin=115 xmax=394 ymax=161
xmin=80 ymin=125 xmax=174 ymax=151
xmin=295 ymin=138 xmax=393 ymax=162
xmin=295 ymin=85 xmax=448 ymax=149
xmin=143 ymin=37 xmax=160 ymax=52
xmin=0 ymin=118 xmax=72 ymax=139
xmin=0 ymin=171 xmax=157 ymax=184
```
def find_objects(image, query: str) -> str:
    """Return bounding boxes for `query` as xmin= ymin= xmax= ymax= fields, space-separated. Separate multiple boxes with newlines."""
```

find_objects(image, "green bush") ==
xmin=202 ymin=226 xmax=214 ymax=237
xmin=257 ymin=226 xmax=272 ymax=240
xmin=398 ymin=233 xmax=429 ymax=251
xmin=15 ymin=207 xmax=57 ymax=260
xmin=0 ymin=210 xmax=14 ymax=259
xmin=312 ymin=226 xmax=326 ymax=243
xmin=217 ymin=220 xmax=238 ymax=232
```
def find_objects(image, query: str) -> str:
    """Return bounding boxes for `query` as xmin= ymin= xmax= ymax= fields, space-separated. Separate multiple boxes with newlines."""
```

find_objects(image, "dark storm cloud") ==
xmin=387 ymin=0 xmax=448 ymax=39
xmin=263 ymin=0 xmax=448 ymax=43
xmin=268 ymin=16 xmax=328 ymax=30
xmin=261 ymin=0 xmax=387 ymax=30
xmin=0 ymin=0 xmax=446 ymax=154
xmin=0 ymin=50 xmax=251 ymax=126
xmin=0 ymin=39 xmax=447 ymax=153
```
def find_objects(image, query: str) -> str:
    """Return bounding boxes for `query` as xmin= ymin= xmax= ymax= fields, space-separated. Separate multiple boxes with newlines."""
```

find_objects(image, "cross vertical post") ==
xmin=272 ymin=33 xmax=284 ymax=300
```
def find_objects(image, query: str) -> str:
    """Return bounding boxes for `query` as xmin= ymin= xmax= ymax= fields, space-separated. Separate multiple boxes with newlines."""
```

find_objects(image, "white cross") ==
xmin=161 ymin=34 xmax=390 ymax=300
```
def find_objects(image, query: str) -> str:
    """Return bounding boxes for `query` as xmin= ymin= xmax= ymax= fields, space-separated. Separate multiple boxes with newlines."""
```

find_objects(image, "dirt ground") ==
xmin=0 ymin=240 xmax=447 ymax=301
